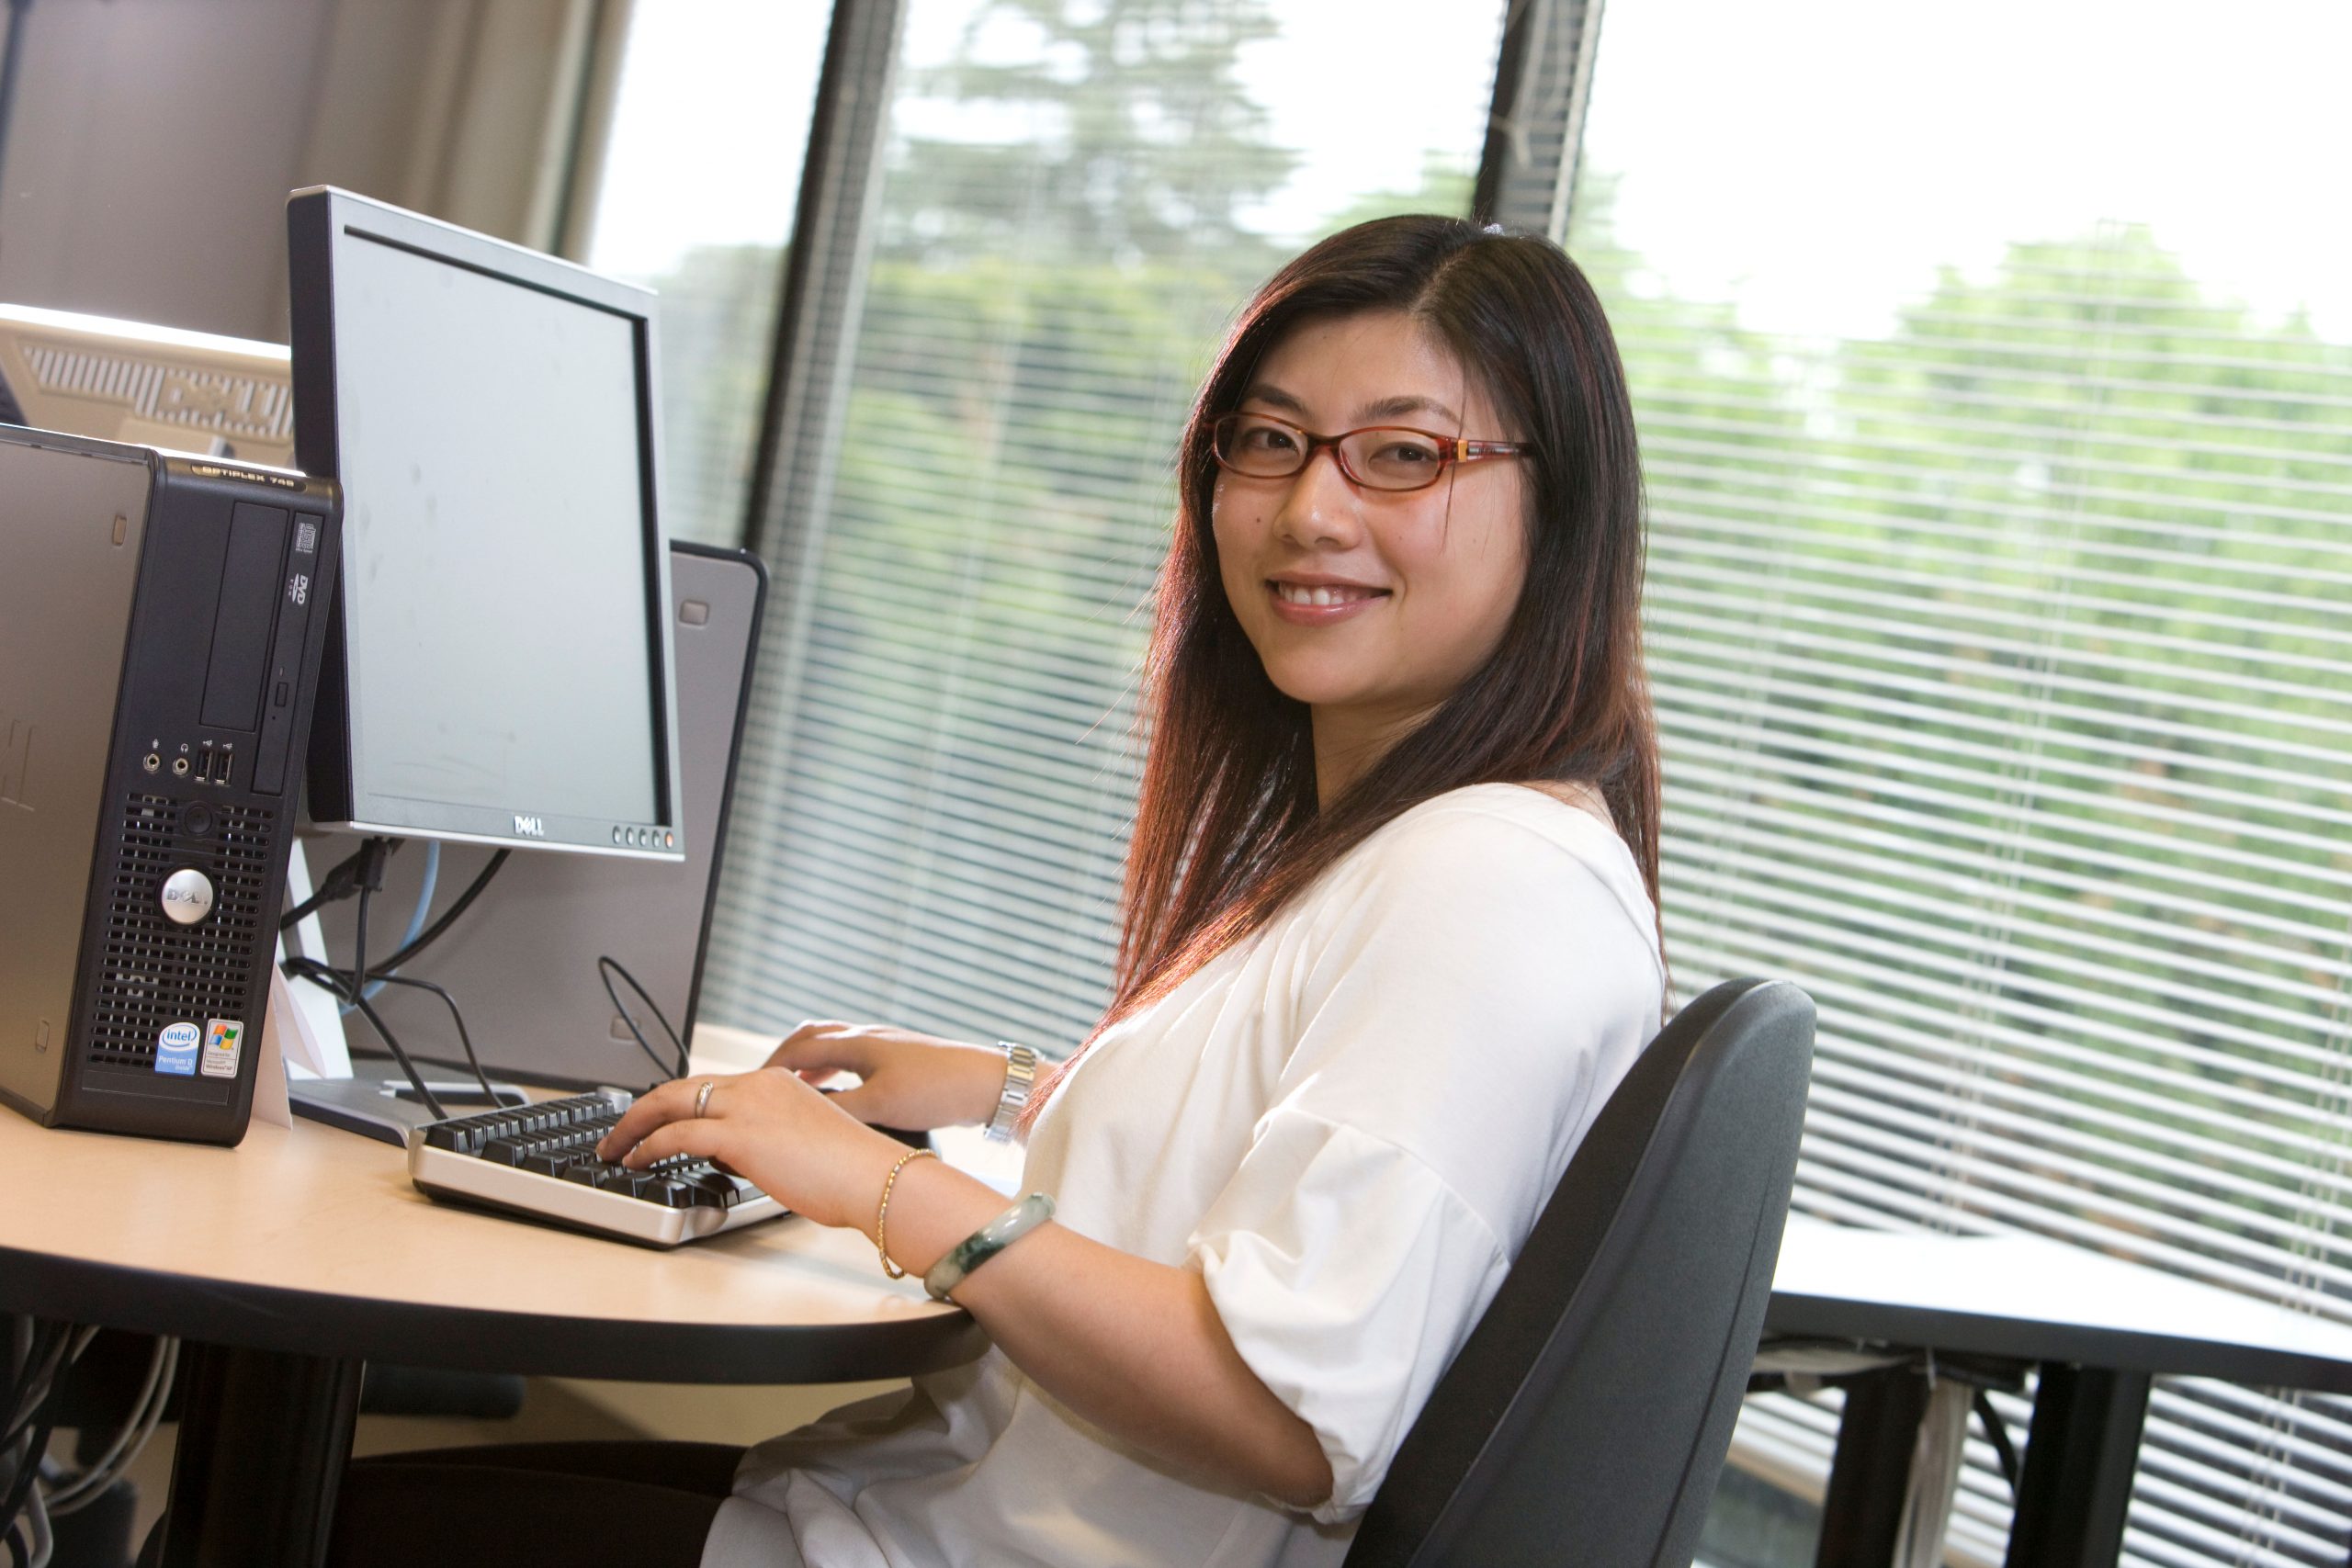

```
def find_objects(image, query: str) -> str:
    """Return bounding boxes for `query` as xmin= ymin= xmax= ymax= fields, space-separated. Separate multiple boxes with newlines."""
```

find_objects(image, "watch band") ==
xmin=986 ymin=1043 xmax=1037 ymax=1143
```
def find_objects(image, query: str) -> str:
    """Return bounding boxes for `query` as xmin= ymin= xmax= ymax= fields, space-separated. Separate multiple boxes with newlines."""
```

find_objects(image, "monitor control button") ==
xmin=160 ymin=868 xmax=216 ymax=926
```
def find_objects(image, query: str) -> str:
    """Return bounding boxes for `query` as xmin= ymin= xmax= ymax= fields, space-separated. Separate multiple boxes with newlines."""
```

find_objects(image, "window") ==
xmin=698 ymin=0 xmax=1508 ymax=1055
xmin=1568 ymin=2 xmax=2352 ymax=1562
xmin=582 ymin=1 xmax=829 ymax=545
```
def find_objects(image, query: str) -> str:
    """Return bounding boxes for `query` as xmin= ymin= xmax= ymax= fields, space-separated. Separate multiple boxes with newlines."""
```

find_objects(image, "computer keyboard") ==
xmin=406 ymin=1089 xmax=787 ymax=1247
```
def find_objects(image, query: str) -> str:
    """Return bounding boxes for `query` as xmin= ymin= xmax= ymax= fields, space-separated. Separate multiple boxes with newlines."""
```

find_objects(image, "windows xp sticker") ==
xmin=154 ymin=1021 xmax=199 ymax=1076
xmin=200 ymin=1019 xmax=243 ymax=1079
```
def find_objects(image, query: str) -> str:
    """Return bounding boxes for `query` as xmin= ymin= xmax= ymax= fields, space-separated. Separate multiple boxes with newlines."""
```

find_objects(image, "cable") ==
xmin=1973 ymin=1386 xmax=2021 ymax=1496
xmin=276 ymin=840 xmax=372 ymax=931
xmin=359 ymin=972 xmax=496 ymax=1104
xmin=0 ymin=1320 xmax=90 ymax=1565
xmin=287 ymin=954 xmax=499 ymax=1099
xmin=597 ymin=955 xmax=688 ymax=1082
xmin=356 ymin=840 xmax=440 ymax=1005
xmin=369 ymin=850 xmax=509 ymax=976
xmin=44 ymin=1337 xmax=175 ymax=1517
xmin=281 ymin=958 xmax=447 ymax=1119
xmin=0 ymin=1392 xmax=59 ymax=1567
xmin=349 ymin=840 xmax=383 ymax=1027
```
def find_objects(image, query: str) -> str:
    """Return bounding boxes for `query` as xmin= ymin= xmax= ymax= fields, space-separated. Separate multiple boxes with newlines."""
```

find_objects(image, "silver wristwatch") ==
xmin=986 ymin=1043 xmax=1038 ymax=1143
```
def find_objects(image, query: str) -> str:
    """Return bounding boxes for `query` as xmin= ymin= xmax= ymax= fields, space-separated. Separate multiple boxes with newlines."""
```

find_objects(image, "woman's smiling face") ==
xmin=1211 ymin=309 xmax=1531 ymax=761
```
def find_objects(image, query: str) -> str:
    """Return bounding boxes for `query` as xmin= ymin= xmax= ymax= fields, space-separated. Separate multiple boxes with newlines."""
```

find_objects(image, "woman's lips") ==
xmin=1267 ymin=580 xmax=1387 ymax=626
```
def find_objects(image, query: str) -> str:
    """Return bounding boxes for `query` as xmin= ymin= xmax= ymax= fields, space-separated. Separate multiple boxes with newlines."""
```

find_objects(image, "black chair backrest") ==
xmin=1344 ymin=977 xmax=1815 ymax=1568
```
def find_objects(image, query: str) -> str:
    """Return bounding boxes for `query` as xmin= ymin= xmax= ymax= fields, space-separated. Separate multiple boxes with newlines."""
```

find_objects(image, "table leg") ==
xmin=1815 ymin=1366 xmax=1929 ymax=1568
xmin=2002 ymin=1365 xmax=2151 ymax=1568
xmin=152 ymin=1342 xmax=363 ymax=1568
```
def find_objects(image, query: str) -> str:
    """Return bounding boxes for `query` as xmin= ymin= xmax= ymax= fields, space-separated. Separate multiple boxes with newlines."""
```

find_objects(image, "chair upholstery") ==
xmin=1344 ymin=977 xmax=1815 ymax=1568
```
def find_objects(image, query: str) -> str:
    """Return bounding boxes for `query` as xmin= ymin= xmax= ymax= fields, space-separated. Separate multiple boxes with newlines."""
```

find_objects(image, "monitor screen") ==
xmin=289 ymin=188 xmax=683 ymax=860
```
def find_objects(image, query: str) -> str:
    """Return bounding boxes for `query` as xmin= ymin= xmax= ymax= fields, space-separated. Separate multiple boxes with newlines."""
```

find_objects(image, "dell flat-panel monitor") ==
xmin=288 ymin=186 xmax=684 ymax=861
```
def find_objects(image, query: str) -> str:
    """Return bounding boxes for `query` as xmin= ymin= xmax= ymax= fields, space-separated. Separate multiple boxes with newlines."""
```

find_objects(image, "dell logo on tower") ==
xmin=514 ymin=814 xmax=546 ymax=838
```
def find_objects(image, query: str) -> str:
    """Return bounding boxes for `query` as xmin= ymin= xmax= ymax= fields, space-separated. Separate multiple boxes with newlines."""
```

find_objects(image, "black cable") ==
xmin=281 ymin=957 xmax=494 ymax=1109
xmin=284 ymin=955 xmax=447 ymax=1120
xmin=364 ymin=973 xmax=497 ymax=1103
xmin=597 ymin=955 xmax=687 ymax=1082
xmin=1973 ymin=1387 xmax=2021 ymax=1495
xmin=0 ymin=1318 xmax=70 ymax=1556
xmin=0 ymin=1322 xmax=63 ymax=1447
xmin=345 ymin=987 xmax=446 ymax=1121
xmin=0 ymin=1387 xmax=60 ymax=1562
xmin=368 ymin=850 xmax=509 ymax=976
xmin=276 ymin=840 xmax=372 ymax=931
xmin=351 ymin=865 xmax=373 ymax=1029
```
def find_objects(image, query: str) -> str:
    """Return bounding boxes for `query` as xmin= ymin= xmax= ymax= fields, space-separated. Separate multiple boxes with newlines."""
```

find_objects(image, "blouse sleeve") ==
xmin=1186 ymin=807 xmax=1661 ymax=1521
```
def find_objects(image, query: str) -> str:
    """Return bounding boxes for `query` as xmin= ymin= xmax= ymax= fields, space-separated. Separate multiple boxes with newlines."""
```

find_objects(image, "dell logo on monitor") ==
xmin=514 ymin=814 xmax=546 ymax=838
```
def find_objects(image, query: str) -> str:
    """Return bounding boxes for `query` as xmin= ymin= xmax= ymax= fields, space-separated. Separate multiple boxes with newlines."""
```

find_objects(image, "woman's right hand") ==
xmin=761 ymin=1020 xmax=1011 ymax=1133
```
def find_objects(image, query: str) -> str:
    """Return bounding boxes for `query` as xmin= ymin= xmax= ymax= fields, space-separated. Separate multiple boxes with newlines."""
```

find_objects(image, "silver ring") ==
xmin=694 ymin=1079 xmax=716 ymax=1118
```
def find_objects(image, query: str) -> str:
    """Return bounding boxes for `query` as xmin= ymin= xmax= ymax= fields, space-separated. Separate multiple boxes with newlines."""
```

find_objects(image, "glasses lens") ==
xmin=1215 ymin=413 xmax=1306 ymax=477
xmin=1340 ymin=428 xmax=1451 ymax=491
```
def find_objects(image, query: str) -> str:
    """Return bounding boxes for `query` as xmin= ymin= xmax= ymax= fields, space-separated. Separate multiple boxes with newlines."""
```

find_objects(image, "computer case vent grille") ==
xmin=85 ymin=794 xmax=277 ymax=1070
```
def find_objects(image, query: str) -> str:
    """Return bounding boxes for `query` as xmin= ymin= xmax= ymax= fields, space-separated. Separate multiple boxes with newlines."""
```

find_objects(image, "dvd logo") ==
xmin=514 ymin=814 xmax=546 ymax=838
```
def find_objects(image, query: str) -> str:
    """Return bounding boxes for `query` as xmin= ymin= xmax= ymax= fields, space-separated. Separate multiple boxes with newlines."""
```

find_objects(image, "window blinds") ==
xmin=1566 ymin=167 xmax=2352 ymax=1568
xmin=698 ymin=0 xmax=1505 ymax=1054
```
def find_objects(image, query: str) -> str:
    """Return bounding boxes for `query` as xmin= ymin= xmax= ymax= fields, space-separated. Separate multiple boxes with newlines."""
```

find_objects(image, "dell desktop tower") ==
xmin=0 ymin=425 xmax=341 ymax=1143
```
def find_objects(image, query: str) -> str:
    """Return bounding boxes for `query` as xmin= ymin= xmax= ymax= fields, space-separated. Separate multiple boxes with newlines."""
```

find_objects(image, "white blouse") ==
xmin=706 ymin=784 xmax=1667 ymax=1568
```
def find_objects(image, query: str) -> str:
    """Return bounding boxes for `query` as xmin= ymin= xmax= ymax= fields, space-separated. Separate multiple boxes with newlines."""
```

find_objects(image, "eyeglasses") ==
xmin=1209 ymin=412 xmax=1532 ymax=493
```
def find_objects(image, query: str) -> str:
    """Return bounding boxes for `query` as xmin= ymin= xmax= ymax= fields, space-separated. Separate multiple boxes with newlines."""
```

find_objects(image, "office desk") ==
xmin=0 ymin=1107 xmax=985 ymax=1567
xmin=1763 ymin=1215 xmax=2352 ymax=1568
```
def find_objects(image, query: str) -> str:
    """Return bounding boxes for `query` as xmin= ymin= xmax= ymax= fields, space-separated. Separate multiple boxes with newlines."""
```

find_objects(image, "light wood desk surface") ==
xmin=0 ymin=1053 xmax=984 ymax=1383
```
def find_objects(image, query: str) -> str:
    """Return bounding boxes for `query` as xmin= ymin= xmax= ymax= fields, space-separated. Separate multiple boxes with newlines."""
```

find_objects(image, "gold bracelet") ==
xmin=874 ymin=1146 xmax=938 ymax=1280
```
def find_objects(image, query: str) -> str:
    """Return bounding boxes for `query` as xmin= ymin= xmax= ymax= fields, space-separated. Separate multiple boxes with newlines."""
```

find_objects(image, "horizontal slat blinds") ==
xmin=699 ymin=0 xmax=1507 ymax=1054
xmin=1567 ymin=90 xmax=2352 ymax=1568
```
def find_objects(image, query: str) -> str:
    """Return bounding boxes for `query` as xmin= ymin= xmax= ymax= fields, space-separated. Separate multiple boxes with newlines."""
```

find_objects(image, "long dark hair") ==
xmin=1032 ymin=213 xmax=1658 ymax=1122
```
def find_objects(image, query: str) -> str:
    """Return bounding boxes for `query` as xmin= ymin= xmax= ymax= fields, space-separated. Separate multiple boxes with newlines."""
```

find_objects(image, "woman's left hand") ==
xmin=594 ymin=1070 xmax=900 ymax=1232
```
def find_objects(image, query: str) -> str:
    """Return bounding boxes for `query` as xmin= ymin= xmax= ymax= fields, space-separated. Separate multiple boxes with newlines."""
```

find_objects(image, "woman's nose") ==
xmin=1273 ymin=446 xmax=1363 ymax=547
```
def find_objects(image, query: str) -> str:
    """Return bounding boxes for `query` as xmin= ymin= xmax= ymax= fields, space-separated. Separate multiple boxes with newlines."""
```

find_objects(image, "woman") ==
xmin=330 ymin=213 xmax=1666 ymax=1568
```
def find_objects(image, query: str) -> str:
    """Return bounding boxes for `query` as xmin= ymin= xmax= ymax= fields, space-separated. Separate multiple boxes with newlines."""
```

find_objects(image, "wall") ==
xmin=0 ymin=0 xmax=620 ymax=345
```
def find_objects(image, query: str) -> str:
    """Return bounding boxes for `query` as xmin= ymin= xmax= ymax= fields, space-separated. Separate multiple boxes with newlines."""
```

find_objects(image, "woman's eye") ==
xmin=1240 ymin=424 xmax=1299 ymax=452
xmin=1374 ymin=439 xmax=1440 ymax=465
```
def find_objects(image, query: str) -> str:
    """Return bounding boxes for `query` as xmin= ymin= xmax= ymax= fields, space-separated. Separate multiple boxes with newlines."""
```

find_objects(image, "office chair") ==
xmin=1343 ymin=977 xmax=1815 ymax=1568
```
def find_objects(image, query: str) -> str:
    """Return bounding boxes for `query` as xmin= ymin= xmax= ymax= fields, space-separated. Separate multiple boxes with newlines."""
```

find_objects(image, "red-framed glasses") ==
xmin=1209 ymin=411 xmax=1532 ymax=493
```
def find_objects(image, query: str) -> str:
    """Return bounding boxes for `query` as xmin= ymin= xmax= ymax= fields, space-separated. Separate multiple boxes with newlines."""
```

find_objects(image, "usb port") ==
xmin=196 ymin=745 xmax=215 ymax=783
xmin=217 ymin=750 xmax=234 ymax=787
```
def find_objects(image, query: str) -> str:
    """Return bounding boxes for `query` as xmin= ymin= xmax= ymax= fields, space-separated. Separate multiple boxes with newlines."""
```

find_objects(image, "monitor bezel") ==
xmin=288 ymin=186 xmax=684 ymax=862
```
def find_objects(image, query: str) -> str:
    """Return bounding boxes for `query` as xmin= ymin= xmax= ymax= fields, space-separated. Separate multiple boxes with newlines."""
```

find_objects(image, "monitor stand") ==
xmin=288 ymin=1075 xmax=529 ymax=1147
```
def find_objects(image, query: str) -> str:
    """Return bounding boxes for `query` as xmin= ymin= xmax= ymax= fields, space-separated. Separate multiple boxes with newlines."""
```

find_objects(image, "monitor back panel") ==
xmin=312 ymin=544 xmax=764 ymax=1089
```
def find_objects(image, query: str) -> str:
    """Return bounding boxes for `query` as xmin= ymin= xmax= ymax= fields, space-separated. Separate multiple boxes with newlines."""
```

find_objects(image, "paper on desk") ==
xmin=249 ymin=967 xmax=300 ymax=1128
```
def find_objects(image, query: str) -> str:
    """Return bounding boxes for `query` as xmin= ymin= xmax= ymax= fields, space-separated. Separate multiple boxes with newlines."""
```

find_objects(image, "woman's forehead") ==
xmin=1248 ymin=310 xmax=1494 ymax=428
